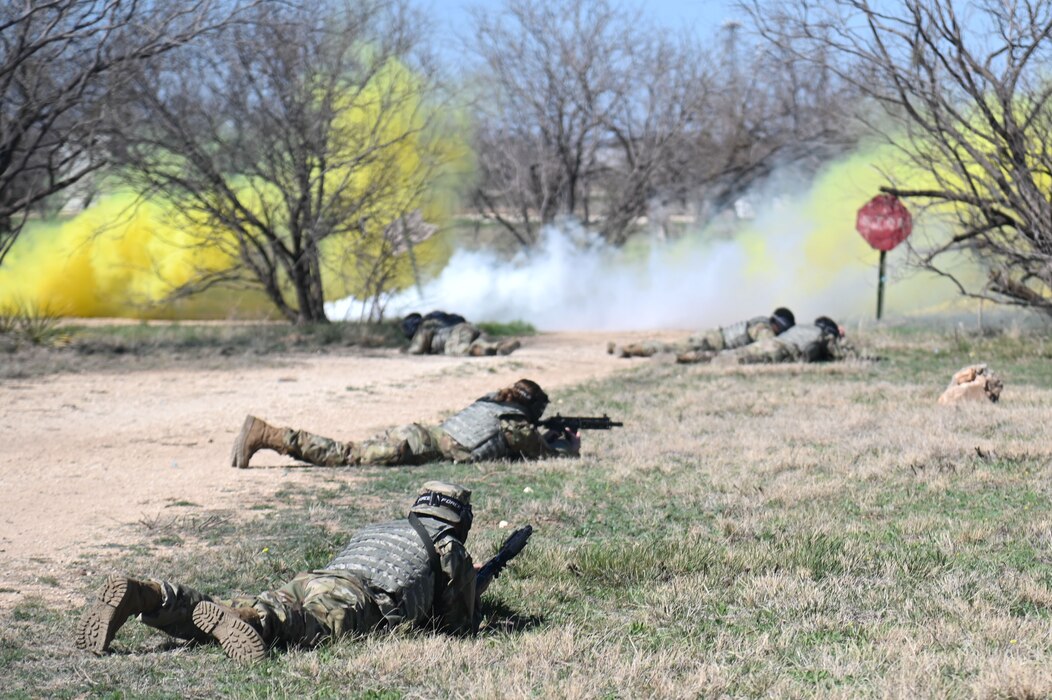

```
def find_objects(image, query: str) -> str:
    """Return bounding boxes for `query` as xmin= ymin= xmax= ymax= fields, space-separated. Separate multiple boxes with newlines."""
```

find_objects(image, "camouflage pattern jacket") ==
xmin=326 ymin=517 xmax=477 ymax=634
xmin=714 ymin=324 xmax=852 ymax=365
xmin=438 ymin=394 xmax=559 ymax=463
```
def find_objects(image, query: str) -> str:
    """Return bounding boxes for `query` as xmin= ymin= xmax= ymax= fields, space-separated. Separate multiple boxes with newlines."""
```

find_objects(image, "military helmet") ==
xmin=770 ymin=307 xmax=795 ymax=333
xmin=814 ymin=316 xmax=841 ymax=338
xmin=409 ymin=480 xmax=473 ymax=527
xmin=401 ymin=312 xmax=423 ymax=340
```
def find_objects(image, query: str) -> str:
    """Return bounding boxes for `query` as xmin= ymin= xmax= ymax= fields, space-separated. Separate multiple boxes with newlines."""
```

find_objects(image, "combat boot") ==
xmin=496 ymin=339 xmax=521 ymax=355
xmin=74 ymin=574 xmax=164 ymax=654
xmin=192 ymin=601 xmax=267 ymax=664
xmin=230 ymin=415 xmax=287 ymax=469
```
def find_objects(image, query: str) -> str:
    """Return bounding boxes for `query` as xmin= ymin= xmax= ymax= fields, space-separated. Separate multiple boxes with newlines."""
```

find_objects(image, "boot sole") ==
xmin=192 ymin=601 xmax=266 ymax=664
xmin=230 ymin=415 xmax=257 ymax=469
xmin=74 ymin=574 xmax=129 ymax=654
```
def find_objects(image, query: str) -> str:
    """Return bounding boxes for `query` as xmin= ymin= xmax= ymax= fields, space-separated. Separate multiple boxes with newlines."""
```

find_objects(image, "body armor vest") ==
xmin=720 ymin=316 xmax=768 ymax=349
xmin=440 ymin=397 xmax=528 ymax=462
xmin=429 ymin=324 xmax=455 ymax=354
xmin=326 ymin=518 xmax=457 ymax=627
xmin=775 ymin=324 xmax=825 ymax=359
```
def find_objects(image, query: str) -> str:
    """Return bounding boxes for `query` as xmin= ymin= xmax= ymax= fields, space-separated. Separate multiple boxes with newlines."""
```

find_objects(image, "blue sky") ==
xmin=417 ymin=0 xmax=738 ymax=64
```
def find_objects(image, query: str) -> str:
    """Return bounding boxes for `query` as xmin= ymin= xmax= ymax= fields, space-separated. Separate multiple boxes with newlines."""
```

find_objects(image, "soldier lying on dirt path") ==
xmin=231 ymin=378 xmax=580 ymax=468
xmin=402 ymin=310 xmax=520 ymax=357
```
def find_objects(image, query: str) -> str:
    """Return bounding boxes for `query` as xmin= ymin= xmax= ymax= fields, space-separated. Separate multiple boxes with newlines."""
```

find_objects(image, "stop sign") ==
xmin=856 ymin=194 xmax=912 ymax=252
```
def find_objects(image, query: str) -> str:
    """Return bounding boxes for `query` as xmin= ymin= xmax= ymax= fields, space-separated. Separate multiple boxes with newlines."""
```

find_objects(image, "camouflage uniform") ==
xmin=281 ymin=393 xmax=563 ymax=467
xmin=616 ymin=316 xmax=777 ymax=360
xmin=408 ymin=319 xmax=517 ymax=357
xmin=135 ymin=516 xmax=476 ymax=648
xmin=711 ymin=324 xmax=854 ymax=365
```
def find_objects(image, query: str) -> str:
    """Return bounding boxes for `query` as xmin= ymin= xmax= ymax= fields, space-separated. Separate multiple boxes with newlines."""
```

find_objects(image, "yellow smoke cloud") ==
xmin=726 ymin=143 xmax=986 ymax=317
xmin=0 ymin=194 xmax=255 ymax=318
xmin=0 ymin=58 xmax=469 ymax=320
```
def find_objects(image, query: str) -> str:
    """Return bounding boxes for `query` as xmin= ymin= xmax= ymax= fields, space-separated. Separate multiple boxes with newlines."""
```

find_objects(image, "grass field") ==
xmin=3 ymin=322 xmax=1052 ymax=698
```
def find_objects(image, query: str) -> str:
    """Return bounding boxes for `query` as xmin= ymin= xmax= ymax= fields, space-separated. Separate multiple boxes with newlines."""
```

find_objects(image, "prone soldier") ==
xmin=609 ymin=307 xmax=795 ymax=360
xmin=403 ymin=311 xmax=520 ymax=357
xmin=230 ymin=378 xmax=581 ymax=468
xmin=706 ymin=316 xmax=858 ymax=365
xmin=75 ymin=481 xmax=523 ymax=664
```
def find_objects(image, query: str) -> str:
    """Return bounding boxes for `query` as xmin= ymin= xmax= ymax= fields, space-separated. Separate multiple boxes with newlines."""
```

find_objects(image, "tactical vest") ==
xmin=326 ymin=518 xmax=457 ymax=627
xmin=720 ymin=316 xmax=768 ymax=349
xmin=774 ymin=324 xmax=825 ymax=359
xmin=439 ymin=397 xmax=528 ymax=462
xmin=429 ymin=324 xmax=455 ymax=354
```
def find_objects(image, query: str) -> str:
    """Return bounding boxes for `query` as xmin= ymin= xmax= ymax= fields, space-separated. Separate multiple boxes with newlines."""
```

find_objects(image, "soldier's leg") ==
xmin=76 ymin=574 xmax=211 ymax=654
xmin=684 ymin=329 xmax=724 ymax=353
xmin=467 ymin=336 xmax=521 ymax=357
xmin=247 ymin=571 xmax=382 ymax=649
xmin=232 ymin=415 xmax=353 ymax=468
xmin=445 ymin=323 xmax=483 ymax=356
xmin=675 ymin=349 xmax=717 ymax=364
xmin=284 ymin=427 xmax=354 ymax=467
xmin=350 ymin=423 xmax=441 ymax=466
xmin=616 ymin=341 xmax=671 ymax=358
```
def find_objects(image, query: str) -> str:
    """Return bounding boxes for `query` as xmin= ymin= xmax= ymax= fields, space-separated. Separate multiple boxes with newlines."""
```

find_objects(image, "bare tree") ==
xmin=0 ymin=0 xmax=244 ymax=267
xmin=747 ymin=0 xmax=1052 ymax=316
xmin=467 ymin=0 xmax=858 ymax=247
xmin=682 ymin=20 xmax=858 ymax=218
xmin=467 ymin=0 xmax=683 ymax=246
xmin=104 ymin=0 xmax=449 ymax=323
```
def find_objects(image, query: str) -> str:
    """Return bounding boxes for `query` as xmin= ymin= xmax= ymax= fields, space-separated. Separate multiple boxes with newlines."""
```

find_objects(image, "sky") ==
xmin=417 ymin=0 xmax=738 ymax=63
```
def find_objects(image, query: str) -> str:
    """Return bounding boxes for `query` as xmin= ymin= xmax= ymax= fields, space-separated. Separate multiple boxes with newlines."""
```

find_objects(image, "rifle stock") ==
xmin=476 ymin=525 xmax=533 ymax=591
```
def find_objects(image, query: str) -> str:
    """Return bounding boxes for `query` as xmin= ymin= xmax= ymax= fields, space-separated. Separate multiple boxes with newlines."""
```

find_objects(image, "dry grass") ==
xmin=3 ymin=322 xmax=1052 ymax=698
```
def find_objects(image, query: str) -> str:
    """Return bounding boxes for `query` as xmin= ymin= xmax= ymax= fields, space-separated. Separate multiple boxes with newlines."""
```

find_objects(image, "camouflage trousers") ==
xmin=684 ymin=329 xmax=725 ymax=352
xmin=615 ymin=329 xmax=724 ymax=359
xmin=283 ymin=423 xmax=447 ymax=467
xmin=710 ymin=339 xmax=799 ymax=366
xmin=140 ymin=571 xmax=382 ymax=648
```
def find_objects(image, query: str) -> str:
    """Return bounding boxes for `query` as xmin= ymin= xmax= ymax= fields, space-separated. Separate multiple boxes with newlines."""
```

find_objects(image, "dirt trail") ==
xmin=0 ymin=330 xmax=680 ymax=607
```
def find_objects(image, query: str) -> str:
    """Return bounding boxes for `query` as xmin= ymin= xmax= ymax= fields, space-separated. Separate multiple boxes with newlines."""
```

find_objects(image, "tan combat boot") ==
xmin=74 ymin=574 xmax=164 ymax=654
xmin=230 ymin=415 xmax=287 ymax=469
xmin=192 ymin=601 xmax=267 ymax=664
xmin=496 ymin=339 xmax=521 ymax=355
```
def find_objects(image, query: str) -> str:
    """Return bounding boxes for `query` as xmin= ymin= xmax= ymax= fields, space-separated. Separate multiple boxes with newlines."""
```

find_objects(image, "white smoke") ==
xmin=325 ymin=211 xmax=902 ymax=331
xmin=326 ymin=154 xmax=979 ymax=332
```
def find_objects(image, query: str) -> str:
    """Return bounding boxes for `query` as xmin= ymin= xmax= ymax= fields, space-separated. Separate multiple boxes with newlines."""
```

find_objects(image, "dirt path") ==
xmin=0 ymin=330 xmax=681 ymax=607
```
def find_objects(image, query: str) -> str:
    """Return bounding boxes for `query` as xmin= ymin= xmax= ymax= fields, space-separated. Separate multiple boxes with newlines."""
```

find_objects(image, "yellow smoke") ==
xmin=727 ymin=142 xmax=987 ymax=317
xmin=0 ymin=58 xmax=469 ymax=320
xmin=0 ymin=194 xmax=257 ymax=318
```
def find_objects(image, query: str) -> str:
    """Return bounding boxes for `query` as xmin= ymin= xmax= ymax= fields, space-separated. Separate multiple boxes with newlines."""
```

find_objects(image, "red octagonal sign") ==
xmin=856 ymin=194 xmax=912 ymax=252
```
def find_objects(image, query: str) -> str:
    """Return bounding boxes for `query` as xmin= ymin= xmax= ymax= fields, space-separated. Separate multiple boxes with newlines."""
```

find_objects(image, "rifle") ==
xmin=537 ymin=414 xmax=624 ymax=432
xmin=476 ymin=525 xmax=533 ymax=592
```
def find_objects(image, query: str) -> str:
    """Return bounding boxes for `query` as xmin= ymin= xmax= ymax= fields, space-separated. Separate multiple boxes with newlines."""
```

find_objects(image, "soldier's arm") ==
xmin=748 ymin=321 xmax=776 ymax=342
xmin=407 ymin=325 xmax=432 ymax=354
xmin=433 ymin=536 xmax=478 ymax=635
xmin=502 ymin=417 xmax=578 ymax=459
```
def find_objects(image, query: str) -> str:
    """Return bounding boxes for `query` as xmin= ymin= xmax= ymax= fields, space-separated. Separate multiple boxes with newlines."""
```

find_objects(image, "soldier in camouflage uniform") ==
xmin=403 ymin=311 xmax=521 ymax=357
xmin=710 ymin=316 xmax=857 ymax=365
xmin=609 ymin=307 xmax=795 ymax=360
xmin=75 ymin=481 xmax=492 ymax=664
xmin=230 ymin=378 xmax=581 ymax=469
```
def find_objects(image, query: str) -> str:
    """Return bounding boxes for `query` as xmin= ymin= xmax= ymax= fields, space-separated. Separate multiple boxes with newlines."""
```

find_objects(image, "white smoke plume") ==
xmin=327 ymin=222 xmax=910 ymax=332
xmin=326 ymin=160 xmax=971 ymax=332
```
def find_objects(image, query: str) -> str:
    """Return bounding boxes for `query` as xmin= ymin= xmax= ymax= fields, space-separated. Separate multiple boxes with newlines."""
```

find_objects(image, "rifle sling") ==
xmin=407 ymin=514 xmax=444 ymax=585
